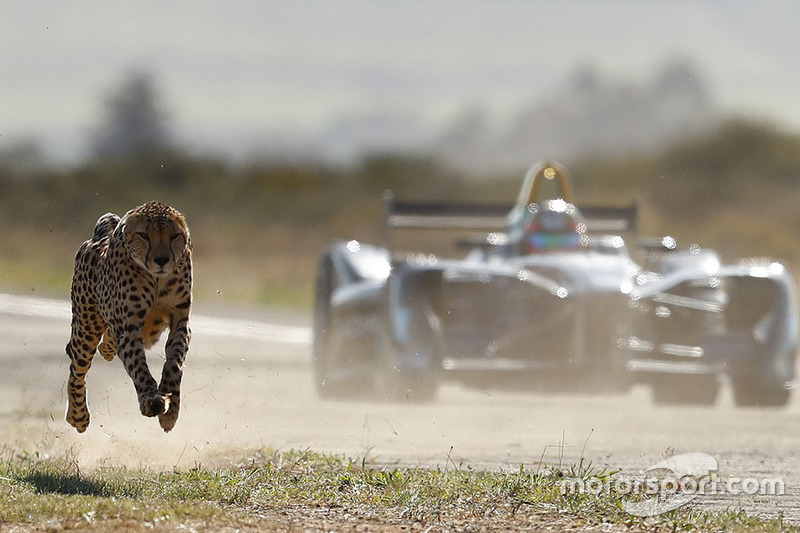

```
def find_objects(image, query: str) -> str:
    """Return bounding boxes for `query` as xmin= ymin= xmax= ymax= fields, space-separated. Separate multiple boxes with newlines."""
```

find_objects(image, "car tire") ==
xmin=731 ymin=376 xmax=791 ymax=408
xmin=651 ymin=374 xmax=720 ymax=406
xmin=312 ymin=252 xmax=368 ymax=400
xmin=311 ymin=252 xmax=338 ymax=399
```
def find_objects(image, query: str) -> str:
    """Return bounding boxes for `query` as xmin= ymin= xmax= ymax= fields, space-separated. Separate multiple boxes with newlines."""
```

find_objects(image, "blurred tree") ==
xmin=0 ymin=137 xmax=49 ymax=177
xmin=89 ymin=70 xmax=174 ymax=164
xmin=649 ymin=118 xmax=800 ymax=217
xmin=356 ymin=152 xmax=459 ymax=198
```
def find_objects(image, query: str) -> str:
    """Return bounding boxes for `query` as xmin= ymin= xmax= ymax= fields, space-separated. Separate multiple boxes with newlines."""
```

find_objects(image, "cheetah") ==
xmin=65 ymin=201 xmax=192 ymax=433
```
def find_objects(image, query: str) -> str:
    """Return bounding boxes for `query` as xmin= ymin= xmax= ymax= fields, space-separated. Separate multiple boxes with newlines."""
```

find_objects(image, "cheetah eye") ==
xmin=170 ymin=233 xmax=183 ymax=242
xmin=136 ymin=232 xmax=150 ymax=241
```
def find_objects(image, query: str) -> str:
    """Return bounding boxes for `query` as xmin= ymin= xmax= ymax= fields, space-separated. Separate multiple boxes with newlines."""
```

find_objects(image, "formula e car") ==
xmin=313 ymin=161 xmax=797 ymax=406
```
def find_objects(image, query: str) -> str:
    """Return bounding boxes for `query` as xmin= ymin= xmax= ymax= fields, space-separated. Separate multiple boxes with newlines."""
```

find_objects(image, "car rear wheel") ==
xmin=651 ymin=374 xmax=720 ymax=406
xmin=731 ymin=376 xmax=791 ymax=407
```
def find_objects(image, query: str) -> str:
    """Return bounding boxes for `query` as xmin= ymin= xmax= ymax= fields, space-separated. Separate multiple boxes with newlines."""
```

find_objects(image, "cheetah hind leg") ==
xmin=98 ymin=329 xmax=117 ymax=361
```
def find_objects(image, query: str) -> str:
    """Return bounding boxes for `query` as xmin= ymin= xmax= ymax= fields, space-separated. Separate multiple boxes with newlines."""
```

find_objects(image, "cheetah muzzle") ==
xmin=65 ymin=201 xmax=192 ymax=433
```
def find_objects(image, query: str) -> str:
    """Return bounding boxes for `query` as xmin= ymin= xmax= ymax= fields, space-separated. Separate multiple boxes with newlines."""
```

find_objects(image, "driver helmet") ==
xmin=522 ymin=199 xmax=585 ymax=253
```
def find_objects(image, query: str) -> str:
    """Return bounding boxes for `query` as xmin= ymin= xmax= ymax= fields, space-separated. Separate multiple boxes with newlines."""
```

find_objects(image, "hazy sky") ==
xmin=2 ymin=1 xmax=800 ymax=161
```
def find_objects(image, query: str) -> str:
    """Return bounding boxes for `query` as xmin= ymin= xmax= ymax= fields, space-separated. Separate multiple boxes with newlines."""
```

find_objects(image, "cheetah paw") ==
xmin=98 ymin=341 xmax=116 ymax=361
xmin=139 ymin=393 xmax=168 ymax=417
xmin=66 ymin=410 xmax=90 ymax=433
xmin=158 ymin=407 xmax=180 ymax=433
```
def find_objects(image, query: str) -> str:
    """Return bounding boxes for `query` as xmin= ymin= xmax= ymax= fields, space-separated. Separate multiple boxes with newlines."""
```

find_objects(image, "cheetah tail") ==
xmin=92 ymin=213 xmax=121 ymax=241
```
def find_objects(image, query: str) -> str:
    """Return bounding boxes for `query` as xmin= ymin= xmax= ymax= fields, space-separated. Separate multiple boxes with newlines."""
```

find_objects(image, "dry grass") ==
xmin=0 ymin=222 xmax=329 ymax=309
xmin=0 ymin=448 xmax=795 ymax=532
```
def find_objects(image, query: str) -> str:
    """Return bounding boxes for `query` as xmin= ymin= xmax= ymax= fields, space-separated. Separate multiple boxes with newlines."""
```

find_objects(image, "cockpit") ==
xmin=507 ymin=162 xmax=587 ymax=255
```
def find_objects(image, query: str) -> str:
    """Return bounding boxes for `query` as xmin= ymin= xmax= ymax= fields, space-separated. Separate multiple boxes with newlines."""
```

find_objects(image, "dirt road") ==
xmin=1 ymin=292 xmax=798 ymax=522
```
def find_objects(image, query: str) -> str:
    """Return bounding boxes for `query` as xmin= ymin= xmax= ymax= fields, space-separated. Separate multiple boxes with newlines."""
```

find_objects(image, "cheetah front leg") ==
xmin=157 ymin=312 xmax=191 ymax=432
xmin=116 ymin=329 xmax=169 ymax=418
xmin=66 ymin=320 xmax=102 ymax=433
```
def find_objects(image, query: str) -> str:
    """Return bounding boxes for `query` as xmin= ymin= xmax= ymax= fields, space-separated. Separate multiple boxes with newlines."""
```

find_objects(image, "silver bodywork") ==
xmin=313 ymin=162 xmax=798 ymax=405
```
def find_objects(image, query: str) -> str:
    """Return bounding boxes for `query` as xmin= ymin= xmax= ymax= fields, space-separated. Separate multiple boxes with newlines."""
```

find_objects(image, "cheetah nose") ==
xmin=154 ymin=256 xmax=170 ymax=268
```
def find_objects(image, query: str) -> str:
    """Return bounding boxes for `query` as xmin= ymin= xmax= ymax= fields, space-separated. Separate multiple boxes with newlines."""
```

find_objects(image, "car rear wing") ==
xmin=383 ymin=191 xmax=638 ymax=234
xmin=384 ymin=192 xmax=510 ymax=232
xmin=579 ymin=205 xmax=639 ymax=233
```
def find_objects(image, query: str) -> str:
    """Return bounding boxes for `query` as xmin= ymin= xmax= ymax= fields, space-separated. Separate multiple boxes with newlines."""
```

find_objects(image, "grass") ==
xmin=0 ymin=448 xmax=795 ymax=532
xmin=0 ymin=226 xmax=77 ymax=299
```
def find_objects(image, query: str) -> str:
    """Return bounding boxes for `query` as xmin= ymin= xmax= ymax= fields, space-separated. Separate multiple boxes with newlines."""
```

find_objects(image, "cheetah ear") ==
xmin=121 ymin=212 xmax=142 ymax=227
xmin=117 ymin=213 xmax=142 ymax=240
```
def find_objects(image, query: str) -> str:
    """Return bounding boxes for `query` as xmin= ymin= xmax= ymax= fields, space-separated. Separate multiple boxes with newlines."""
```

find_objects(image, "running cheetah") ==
xmin=65 ymin=201 xmax=192 ymax=433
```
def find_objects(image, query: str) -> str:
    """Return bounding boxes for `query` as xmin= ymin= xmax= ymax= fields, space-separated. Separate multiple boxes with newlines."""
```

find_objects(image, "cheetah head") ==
xmin=122 ymin=202 xmax=190 ymax=277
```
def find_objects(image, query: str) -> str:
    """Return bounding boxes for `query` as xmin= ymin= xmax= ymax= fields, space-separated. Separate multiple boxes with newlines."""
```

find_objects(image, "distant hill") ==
xmin=436 ymin=60 xmax=719 ymax=172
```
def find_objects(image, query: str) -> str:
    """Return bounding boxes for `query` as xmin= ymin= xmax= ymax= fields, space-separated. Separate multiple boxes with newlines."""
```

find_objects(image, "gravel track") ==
xmin=1 ymin=293 xmax=798 ymax=523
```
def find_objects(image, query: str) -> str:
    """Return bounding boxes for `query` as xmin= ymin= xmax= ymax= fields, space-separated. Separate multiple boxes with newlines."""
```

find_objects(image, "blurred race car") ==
xmin=313 ymin=161 xmax=797 ymax=406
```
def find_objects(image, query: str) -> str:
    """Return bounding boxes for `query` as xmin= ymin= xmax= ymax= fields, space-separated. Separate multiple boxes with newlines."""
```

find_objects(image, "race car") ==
xmin=312 ymin=161 xmax=797 ymax=406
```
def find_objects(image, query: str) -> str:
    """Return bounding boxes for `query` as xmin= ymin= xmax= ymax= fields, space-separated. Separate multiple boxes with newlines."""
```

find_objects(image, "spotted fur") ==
xmin=66 ymin=201 xmax=192 ymax=433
